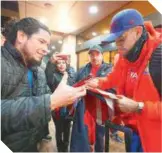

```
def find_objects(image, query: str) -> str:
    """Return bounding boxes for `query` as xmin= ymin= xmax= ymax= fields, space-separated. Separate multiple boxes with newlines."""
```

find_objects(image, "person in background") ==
xmin=1 ymin=32 xmax=6 ymax=46
xmin=70 ymin=45 xmax=115 ymax=152
xmin=86 ymin=9 xmax=161 ymax=152
xmin=1 ymin=17 xmax=86 ymax=152
xmin=45 ymin=56 xmax=76 ymax=152
xmin=45 ymin=52 xmax=75 ymax=86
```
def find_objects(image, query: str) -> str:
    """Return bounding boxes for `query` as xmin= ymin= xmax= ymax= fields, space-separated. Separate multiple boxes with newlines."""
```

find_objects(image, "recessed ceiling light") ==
xmin=104 ymin=30 xmax=110 ymax=34
xmin=58 ymin=40 xmax=63 ymax=44
xmin=51 ymin=45 xmax=56 ymax=50
xmin=92 ymin=32 xmax=97 ymax=36
xmin=89 ymin=6 xmax=98 ymax=14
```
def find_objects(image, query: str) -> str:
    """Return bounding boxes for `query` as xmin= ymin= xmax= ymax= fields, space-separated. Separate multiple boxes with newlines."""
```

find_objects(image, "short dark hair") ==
xmin=3 ymin=17 xmax=50 ymax=45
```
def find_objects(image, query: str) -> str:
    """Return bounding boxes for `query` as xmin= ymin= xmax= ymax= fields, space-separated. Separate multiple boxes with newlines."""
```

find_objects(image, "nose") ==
xmin=93 ymin=56 xmax=97 ymax=60
xmin=42 ymin=45 xmax=50 ymax=55
xmin=43 ymin=49 xmax=50 ymax=55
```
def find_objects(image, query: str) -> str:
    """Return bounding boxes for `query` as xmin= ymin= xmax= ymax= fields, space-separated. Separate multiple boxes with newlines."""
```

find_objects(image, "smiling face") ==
xmin=56 ymin=59 xmax=67 ymax=73
xmin=17 ymin=28 xmax=50 ymax=66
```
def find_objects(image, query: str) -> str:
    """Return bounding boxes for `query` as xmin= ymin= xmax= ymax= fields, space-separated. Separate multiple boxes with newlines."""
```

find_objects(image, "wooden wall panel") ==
xmin=77 ymin=50 xmax=89 ymax=68
xmin=103 ymin=51 xmax=110 ymax=63
xmin=111 ymin=51 xmax=118 ymax=65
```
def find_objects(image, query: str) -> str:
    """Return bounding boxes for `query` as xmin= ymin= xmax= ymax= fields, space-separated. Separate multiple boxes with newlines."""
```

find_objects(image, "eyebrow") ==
xmin=117 ymin=36 xmax=125 ymax=41
xmin=39 ymin=37 xmax=50 ymax=45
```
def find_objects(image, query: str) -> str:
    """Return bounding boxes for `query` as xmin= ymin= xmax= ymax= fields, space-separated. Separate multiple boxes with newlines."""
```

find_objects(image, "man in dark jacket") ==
xmin=1 ymin=17 xmax=86 ymax=152
xmin=70 ymin=45 xmax=115 ymax=152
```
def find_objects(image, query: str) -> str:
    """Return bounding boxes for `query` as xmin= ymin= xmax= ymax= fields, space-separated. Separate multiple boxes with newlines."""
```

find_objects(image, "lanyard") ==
xmin=27 ymin=69 xmax=33 ymax=95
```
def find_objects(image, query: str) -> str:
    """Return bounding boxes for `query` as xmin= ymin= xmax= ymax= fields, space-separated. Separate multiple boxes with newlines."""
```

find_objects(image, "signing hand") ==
xmin=85 ymin=77 xmax=99 ymax=89
xmin=115 ymin=95 xmax=139 ymax=113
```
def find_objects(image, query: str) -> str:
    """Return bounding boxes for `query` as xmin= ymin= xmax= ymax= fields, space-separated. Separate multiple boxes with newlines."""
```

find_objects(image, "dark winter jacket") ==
xmin=45 ymin=62 xmax=76 ymax=118
xmin=1 ymin=42 xmax=51 ymax=152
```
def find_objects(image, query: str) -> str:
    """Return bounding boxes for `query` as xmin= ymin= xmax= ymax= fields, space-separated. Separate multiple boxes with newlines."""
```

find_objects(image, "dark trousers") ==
xmin=53 ymin=116 xmax=71 ymax=152
xmin=95 ymin=124 xmax=105 ymax=152
xmin=44 ymin=124 xmax=50 ymax=136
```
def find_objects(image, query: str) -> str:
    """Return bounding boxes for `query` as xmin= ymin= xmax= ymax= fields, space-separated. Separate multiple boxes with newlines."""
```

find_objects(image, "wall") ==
xmin=1 ymin=8 xmax=19 ymax=18
xmin=60 ymin=35 xmax=77 ymax=70
xmin=77 ymin=50 xmax=89 ymax=68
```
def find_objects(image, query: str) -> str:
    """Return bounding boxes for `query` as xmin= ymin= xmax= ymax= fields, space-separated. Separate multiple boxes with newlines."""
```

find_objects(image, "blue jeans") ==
xmin=130 ymin=131 xmax=143 ymax=152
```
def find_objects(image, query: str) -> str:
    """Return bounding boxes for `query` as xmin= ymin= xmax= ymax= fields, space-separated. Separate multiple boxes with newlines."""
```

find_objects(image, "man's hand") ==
xmin=50 ymin=73 xmax=86 ymax=110
xmin=115 ymin=95 xmax=139 ymax=113
xmin=85 ymin=77 xmax=99 ymax=89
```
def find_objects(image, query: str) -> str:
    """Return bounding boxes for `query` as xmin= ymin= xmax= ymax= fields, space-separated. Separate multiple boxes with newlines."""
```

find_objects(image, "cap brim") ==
xmin=102 ymin=31 xmax=124 ymax=43
xmin=88 ymin=49 xmax=101 ymax=54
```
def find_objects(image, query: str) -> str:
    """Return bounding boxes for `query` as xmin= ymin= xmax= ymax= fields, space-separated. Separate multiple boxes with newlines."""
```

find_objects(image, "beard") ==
xmin=91 ymin=61 xmax=102 ymax=67
xmin=26 ymin=58 xmax=42 ymax=67
xmin=21 ymin=44 xmax=42 ymax=67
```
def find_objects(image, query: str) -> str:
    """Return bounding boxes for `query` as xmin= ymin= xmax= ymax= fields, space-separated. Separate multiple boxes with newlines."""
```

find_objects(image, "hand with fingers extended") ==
xmin=115 ymin=95 xmax=139 ymax=113
xmin=50 ymin=72 xmax=86 ymax=110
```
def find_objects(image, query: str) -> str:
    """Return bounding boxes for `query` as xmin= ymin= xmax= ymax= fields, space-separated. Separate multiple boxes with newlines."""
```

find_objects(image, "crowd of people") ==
xmin=1 ymin=8 xmax=161 ymax=152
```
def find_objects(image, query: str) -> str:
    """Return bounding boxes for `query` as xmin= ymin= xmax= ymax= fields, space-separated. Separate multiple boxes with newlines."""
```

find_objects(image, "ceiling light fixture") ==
xmin=104 ymin=30 xmax=110 ymax=34
xmin=89 ymin=6 xmax=98 ymax=14
xmin=51 ymin=45 xmax=56 ymax=50
xmin=58 ymin=40 xmax=63 ymax=44
xmin=92 ymin=32 xmax=97 ymax=36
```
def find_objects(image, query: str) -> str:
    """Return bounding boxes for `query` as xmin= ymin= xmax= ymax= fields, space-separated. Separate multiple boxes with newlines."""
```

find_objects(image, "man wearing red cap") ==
xmin=87 ymin=9 xmax=162 ymax=152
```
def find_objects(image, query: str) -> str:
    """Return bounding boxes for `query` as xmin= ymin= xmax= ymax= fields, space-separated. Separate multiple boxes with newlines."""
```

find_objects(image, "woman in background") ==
xmin=45 ymin=57 xmax=76 ymax=152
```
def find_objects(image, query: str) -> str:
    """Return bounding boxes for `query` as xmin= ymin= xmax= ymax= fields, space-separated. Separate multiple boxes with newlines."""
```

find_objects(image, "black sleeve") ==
xmin=75 ymin=67 xmax=85 ymax=82
xmin=1 ymin=94 xmax=51 ymax=134
xmin=67 ymin=67 xmax=77 ymax=86
xmin=45 ymin=61 xmax=56 ymax=91
xmin=149 ymin=43 xmax=162 ymax=97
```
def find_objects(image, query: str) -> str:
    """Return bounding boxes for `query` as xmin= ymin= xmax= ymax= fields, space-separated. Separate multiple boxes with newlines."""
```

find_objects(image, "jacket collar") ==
xmin=125 ymin=26 xmax=148 ymax=62
xmin=85 ymin=62 xmax=111 ymax=77
xmin=4 ymin=41 xmax=23 ymax=62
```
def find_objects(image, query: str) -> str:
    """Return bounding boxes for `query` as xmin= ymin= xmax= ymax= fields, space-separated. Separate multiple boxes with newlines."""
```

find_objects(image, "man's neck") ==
xmin=91 ymin=63 xmax=101 ymax=68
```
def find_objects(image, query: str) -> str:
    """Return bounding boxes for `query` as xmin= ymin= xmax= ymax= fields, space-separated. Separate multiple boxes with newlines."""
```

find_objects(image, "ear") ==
xmin=136 ymin=26 xmax=143 ymax=36
xmin=17 ymin=31 xmax=27 ymax=44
